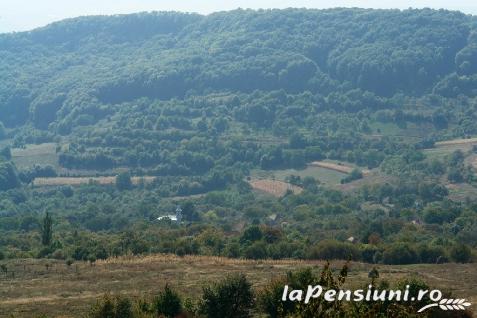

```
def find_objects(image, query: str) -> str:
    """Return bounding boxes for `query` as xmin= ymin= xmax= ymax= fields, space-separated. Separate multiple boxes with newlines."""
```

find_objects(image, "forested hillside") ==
xmin=0 ymin=9 xmax=476 ymax=266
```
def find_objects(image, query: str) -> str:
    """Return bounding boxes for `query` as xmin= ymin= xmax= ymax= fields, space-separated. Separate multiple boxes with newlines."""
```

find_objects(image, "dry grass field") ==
xmin=248 ymin=179 xmax=303 ymax=197
xmin=32 ymin=176 xmax=156 ymax=187
xmin=0 ymin=255 xmax=476 ymax=317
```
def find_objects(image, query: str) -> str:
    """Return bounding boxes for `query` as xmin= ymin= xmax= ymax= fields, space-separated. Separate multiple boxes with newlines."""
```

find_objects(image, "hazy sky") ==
xmin=1 ymin=0 xmax=476 ymax=33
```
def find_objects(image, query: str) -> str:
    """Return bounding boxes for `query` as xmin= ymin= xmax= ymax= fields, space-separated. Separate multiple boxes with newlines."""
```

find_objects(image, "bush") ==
xmin=259 ymin=268 xmax=318 ymax=318
xmin=258 ymin=277 xmax=291 ymax=318
xmin=395 ymin=278 xmax=432 ymax=313
xmin=199 ymin=274 xmax=254 ymax=318
xmin=360 ymin=244 xmax=379 ymax=263
xmin=306 ymin=239 xmax=361 ymax=260
xmin=450 ymin=244 xmax=472 ymax=263
xmin=382 ymin=243 xmax=418 ymax=264
xmin=0 ymin=121 xmax=5 ymax=140
xmin=244 ymin=241 xmax=268 ymax=259
xmin=88 ymin=294 xmax=133 ymax=318
xmin=0 ymin=146 xmax=11 ymax=159
xmin=417 ymin=244 xmax=446 ymax=263
xmin=340 ymin=168 xmax=363 ymax=184
xmin=239 ymin=226 xmax=263 ymax=244
xmin=116 ymin=172 xmax=132 ymax=191
xmin=0 ymin=162 xmax=20 ymax=191
xmin=155 ymin=284 xmax=182 ymax=318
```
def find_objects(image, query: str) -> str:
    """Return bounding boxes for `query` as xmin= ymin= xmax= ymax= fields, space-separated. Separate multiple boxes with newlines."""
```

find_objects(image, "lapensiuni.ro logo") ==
xmin=282 ymin=284 xmax=471 ymax=313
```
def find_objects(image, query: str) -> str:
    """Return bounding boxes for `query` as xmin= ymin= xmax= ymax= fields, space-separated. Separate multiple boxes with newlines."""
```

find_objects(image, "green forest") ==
xmin=1 ymin=8 xmax=477 ymax=268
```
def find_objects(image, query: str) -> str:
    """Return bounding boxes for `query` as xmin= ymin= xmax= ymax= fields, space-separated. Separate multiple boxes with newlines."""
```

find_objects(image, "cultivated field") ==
xmin=435 ymin=137 xmax=477 ymax=147
xmin=310 ymin=161 xmax=371 ymax=176
xmin=11 ymin=143 xmax=59 ymax=169
xmin=32 ymin=176 xmax=156 ymax=187
xmin=251 ymin=165 xmax=347 ymax=185
xmin=368 ymin=122 xmax=435 ymax=139
xmin=423 ymin=137 xmax=477 ymax=160
xmin=248 ymin=179 xmax=303 ymax=197
xmin=446 ymin=183 xmax=477 ymax=201
xmin=0 ymin=255 xmax=476 ymax=317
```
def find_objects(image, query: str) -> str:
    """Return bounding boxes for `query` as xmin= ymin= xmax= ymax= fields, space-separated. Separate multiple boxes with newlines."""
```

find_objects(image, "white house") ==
xmin=157 ymin=206 xmax=182 ymax=222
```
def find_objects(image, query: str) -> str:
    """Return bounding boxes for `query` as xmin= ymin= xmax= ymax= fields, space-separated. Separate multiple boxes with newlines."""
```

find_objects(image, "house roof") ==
xmin=157 ymin=215 xmax=178 ymax=221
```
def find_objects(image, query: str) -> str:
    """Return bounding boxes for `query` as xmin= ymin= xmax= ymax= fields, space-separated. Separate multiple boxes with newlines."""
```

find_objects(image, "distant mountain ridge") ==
xmin=0 ymin=8 xmax=476 ymax=129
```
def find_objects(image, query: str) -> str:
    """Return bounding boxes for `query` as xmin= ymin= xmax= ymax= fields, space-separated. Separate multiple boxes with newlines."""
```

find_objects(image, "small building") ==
xmin=266 ymin=213 xmax=278 ymax=226
xmin=157 ymin=206 xmax=182 ymax=222
xmin=346 ymin=236 xmax=358 ymax=244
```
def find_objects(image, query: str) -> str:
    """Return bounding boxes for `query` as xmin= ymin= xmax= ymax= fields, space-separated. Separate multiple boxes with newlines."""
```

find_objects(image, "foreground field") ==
xmin=0 ymin=255 xmax=476 ymax=317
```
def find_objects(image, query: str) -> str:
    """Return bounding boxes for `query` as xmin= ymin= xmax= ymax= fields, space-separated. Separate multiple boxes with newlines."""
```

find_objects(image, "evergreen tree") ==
xmin=116 ymin=172 xmax=132 ymax=191
xmin=0 ymin=121 xmax=5 ymax=140
xmin=41 ymin=212 xmax=53 ymax=246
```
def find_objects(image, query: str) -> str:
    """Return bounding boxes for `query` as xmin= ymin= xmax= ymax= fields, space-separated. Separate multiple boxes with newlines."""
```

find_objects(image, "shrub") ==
xmin=341 ymin=168 xmax=363 ymax=184
xmin=88 ymin=294 xmax=133 ymax=318
xmin=360 ymin=244 xmax=379 ymax=263
xmin=244 ymin=241 xmax=268 ymax=259
xmin=417 ymin=244 xmax=446 ymax=263
xmin=258 ymin=277 xmax=291 ymax=318
xmin=116 ymin=172 xmax=132 ymax=191
xmin=199 ymin=274 xmax=254 ymax=318
xmin=155 ymin=284 xmax=182 ymax=318
xmin=239 ymin=226 xmax=263 ymax=244
xmin=0 ymin=121 xmax=5 ymax=140
xmin=306 ymin=239 xmax=360 ymax=260
xmin=382 ymin=243 xmax=418 ymax=264
xmin=450 ymin=244 xmax=472 ymax=263
xmin=259 ymin=268 xmax=318 ymax=318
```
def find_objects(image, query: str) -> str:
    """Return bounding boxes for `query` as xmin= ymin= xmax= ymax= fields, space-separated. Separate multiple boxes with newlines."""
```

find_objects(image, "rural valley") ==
xmin=0 ymin=7 xmax=477 ymax=317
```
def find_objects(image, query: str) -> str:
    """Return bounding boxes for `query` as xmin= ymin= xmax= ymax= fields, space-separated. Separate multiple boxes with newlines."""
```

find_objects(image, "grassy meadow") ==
xmin=1 ymin=255 xmax=476 ymax=317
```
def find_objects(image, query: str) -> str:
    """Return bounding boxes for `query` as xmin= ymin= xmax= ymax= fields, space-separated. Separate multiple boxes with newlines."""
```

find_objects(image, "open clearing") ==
xmin=248 ymin=179 xmax=303 ymax=197
xmin=0 ymin=255 xmax=476 ymax=317
xmin=250 ymin=160 xmax=371 ymax=188
xmin=32 ymin=176 xmax=156 ymax=187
